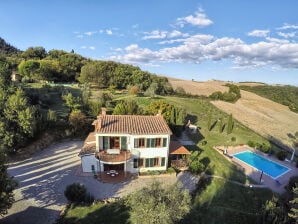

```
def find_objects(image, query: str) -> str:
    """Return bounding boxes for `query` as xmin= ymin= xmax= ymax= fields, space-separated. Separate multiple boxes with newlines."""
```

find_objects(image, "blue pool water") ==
xmin=233 ymin=150 xmax=290 ymax=179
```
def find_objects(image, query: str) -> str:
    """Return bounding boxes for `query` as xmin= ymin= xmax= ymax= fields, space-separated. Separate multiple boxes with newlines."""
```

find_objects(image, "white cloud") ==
xmin=142 ymin=30 xmax=189 ymax=40
xmin=89 ymin=46 xmax=96 ymax=50
xmin=84 ymin=31 xmax=97 ymax=36
xmin=111 ymin=33 xmax=298 ymax=69
xmin=277 ymin=31 xmax=296 ymax=38
xmin=81 ymin=46 xmax=87 ymax=49
xmin=76 ymin=34 xmax=84 ymax=38
xmin=247 ymin=29 xmax=269 ymax=37
xmin=168 ymin=30 xmax=189 ymax=38
xmin=99 ymin=30 xmax=104 ymax=33
xmin=277 ymin=23 xmax=298 ymax=30
xmin=106 ymin=29 xmax=113 ymax=35
xmin=142 ymin=30 xmax=168 ymax=40
xmin=177 ymin=8 xmax=213 ymax=27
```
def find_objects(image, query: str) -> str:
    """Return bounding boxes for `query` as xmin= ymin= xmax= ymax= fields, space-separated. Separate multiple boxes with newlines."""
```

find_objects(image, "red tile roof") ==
xmin=169 ymin=141 xmax=191 ymax=155
xmin=94 ymin=115 xmax=172 ymax=135
xmin=79 ymin=143 xmax=96 ymax=156
xmin=84 ymin=132 xmax=96 ymax=143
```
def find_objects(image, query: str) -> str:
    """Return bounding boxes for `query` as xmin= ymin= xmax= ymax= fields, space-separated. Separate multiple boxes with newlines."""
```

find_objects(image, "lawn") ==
xmin=181 ymin=178 xmax=273 ymax=224
xmin=59 ymin=201 xmax=130 ymax=224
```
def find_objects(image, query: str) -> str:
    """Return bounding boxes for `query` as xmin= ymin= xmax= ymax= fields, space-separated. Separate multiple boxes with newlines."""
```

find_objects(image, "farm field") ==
xmin=168 ymin=78 xmax=298 ymax=148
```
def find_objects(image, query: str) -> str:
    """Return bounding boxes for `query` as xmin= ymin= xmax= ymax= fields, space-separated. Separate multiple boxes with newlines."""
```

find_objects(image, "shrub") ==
xmin=258 ymin=143 xmax=270 ymax=153
xmin=64 ymin=183 xmax=88 ymax=203
xmin=167 ymin=167 xmax=176 ymax=174
xmin=247 ymin=140 xmax=256 ymax=148
xmin=287 ymin=176 xmax=298 ymax=191
xmin=189 ymin=160 xmax=205 ymax=174
xmin=276 ymin=151 xmax=287 ymax=161
xmin=231 ymin=137 xmax=236 ymax=142
xmin=201 ymin=140 xmax=207 ymax=146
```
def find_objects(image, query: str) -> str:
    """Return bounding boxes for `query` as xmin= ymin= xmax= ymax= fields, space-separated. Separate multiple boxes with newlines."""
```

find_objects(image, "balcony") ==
xmin=97 ymin=150 xmax=131 ymax=163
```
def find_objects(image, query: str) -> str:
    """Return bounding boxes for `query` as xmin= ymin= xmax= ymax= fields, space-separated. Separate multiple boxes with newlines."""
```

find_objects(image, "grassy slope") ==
xmin=240 ymin=85 xmax=298 ymax=113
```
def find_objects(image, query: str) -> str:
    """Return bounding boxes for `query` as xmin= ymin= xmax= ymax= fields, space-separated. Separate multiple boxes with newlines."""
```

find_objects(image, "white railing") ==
xmin=107 ymin=149 xmax=120 ymax=154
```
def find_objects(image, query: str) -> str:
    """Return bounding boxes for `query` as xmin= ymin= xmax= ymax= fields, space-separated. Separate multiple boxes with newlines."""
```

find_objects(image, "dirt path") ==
xmin=168 ymin=78 xmax=298 ymax=148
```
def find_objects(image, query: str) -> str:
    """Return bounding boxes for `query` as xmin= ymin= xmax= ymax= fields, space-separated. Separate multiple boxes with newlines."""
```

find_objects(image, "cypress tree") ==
xmin=227 ymin=114 xmax=233 ymax=134
xmin=207 ymin=112 xmax=212 ymax=131
xmin=218 ymin=118 xmax=223 ymax=133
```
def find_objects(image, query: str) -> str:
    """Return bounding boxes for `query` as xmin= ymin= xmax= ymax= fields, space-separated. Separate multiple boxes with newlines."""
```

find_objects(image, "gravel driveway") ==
xmin=1 ymin=141 xmax=197 ymax=224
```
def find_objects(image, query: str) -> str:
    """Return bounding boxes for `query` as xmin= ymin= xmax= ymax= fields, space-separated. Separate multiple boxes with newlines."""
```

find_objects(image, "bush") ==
xmin=247 ymin=140 xmax=256 ymax=148
xmin=189 ymin=160 xmax=205 ymax=174
xmin=287 ymin=176 xmax=298 ymax=191
xmin=167 ymin=167 xmax=176 ymax=174
xmin=258 ymin=143 xmax=270 ymax=153
xmin=201 ymin=140 xmax=207 ymax=146
xmin=64 ymin=183 xmax=88 ymax=203
xmin=276 ymin=151 xmax=287 ymax=161
xmin=231 ymin=137 xmax=236 ymax=142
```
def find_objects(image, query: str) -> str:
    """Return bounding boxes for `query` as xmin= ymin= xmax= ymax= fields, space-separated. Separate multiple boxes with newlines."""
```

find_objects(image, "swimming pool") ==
xmin=233 ymin=150 xmax=290 ymax=179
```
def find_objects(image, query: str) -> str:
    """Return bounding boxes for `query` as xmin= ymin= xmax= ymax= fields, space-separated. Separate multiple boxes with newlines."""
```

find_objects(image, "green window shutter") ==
xmin=146 ymin=138 xmax=151 ymax=148
xmin=151 ymin=138 xmax=156 ymax=148
xmin=121 ymin=137 xmax=127 ymax=150
xmin=161 ymin=157 xmax=166 ymax=166
xmin=163 ymin=138 xmax=167 ymax=147
xmin=103 ymin=137 xmax=109 ymax=149
xmin=145 ymin=158 xmax=150 ymax=167
xmin=150 ymin=158 xmax=154 ymax=167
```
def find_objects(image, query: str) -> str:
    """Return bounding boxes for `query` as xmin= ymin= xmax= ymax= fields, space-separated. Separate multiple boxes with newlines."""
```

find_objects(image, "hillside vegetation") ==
xmin=240 ymin=85 xmax=298 ymax=113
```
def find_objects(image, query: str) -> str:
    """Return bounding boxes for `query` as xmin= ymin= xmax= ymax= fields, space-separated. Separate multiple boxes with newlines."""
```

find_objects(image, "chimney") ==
xmin=101 ymin=107 xmax=107 ymax=116
xmin=96 ymin=117 xmax=102 ymax=131
xmin=157 ymin=110 xmax=162 ymax=116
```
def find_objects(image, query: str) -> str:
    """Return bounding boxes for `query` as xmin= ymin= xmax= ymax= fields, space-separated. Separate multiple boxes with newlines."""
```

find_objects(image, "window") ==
xmin=110 ymin=137 xmax=120 ymax=149
xmin=154 ymin=157 xmax=160 ymax=166
xmin=138 ymin=158 xmax=144 ymax=167
xmin=145 ymin=158 xmax=155 ymax=167
xmin=161 ymin=157 xmax=166 ymax=166
xmin=134 ymin=138 xmax=145 ymax=148
xmin=156 ymin=138 xmax=161 ymax=147
xmin=146 ymin=138 xmax=162 ymax=148
xmin=133 ymin=159 xmax=138 ymax=168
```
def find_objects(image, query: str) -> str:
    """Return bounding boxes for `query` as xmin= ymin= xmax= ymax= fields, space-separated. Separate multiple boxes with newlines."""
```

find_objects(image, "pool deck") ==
xmin=214 ymin=145 xmax=298 ymax=194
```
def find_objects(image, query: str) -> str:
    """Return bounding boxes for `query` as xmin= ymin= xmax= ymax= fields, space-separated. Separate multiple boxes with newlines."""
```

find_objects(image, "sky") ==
xmin=1 ymin=0 xmax=298 ymax=85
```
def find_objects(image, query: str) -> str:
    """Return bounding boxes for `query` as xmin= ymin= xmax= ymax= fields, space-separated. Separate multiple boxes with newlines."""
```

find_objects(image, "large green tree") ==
xmin=0 ymin=151 xmax=17 ymax=216
xmin=125 ymin=181 xmax=190 ymax=224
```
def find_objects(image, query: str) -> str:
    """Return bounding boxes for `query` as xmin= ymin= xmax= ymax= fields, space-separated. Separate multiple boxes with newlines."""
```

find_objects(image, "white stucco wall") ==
xmin=81 ymin=154 xmax=99 ymax=172
xmin=93 ymin=134 xmax=170 ymax=173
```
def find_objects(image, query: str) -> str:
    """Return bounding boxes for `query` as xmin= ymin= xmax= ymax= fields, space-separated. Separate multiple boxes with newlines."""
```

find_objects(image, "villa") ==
xmin=79 ymin=108 xmax=177 ymax=174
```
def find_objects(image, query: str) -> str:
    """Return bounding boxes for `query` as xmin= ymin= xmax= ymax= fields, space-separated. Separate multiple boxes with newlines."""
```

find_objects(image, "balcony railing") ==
xmin=97 ymin=150 xmax=131 ymax=163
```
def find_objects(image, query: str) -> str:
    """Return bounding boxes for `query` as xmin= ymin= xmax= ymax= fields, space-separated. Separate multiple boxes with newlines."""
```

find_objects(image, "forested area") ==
xmin=240 ymin=85 xmax=298 ymax=113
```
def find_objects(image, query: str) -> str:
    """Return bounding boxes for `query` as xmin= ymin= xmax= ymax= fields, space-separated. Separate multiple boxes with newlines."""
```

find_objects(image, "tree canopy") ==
xmin=125 ymin=181 xmax=191 ymax=224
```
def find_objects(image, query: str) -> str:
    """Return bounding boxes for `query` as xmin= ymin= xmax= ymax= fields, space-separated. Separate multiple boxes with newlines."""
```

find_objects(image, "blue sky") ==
xmin=1 ymin=0 xmax=298 ymax=85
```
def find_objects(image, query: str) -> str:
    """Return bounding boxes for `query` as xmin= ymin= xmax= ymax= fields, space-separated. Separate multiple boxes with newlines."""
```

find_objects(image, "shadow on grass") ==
xmin=180 ymin=171 xmax=273 ymax=224
xmin=58 ymin=200 xmax=130 ymax=224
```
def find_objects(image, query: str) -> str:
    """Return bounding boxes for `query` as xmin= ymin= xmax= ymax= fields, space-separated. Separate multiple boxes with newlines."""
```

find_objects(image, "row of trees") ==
xmin=78 ymin=60 xmax=173 ymax=94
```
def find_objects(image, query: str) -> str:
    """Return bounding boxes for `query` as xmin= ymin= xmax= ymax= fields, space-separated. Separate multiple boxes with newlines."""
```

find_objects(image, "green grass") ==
xmin=60 ymin=201 xmax=129 ymax=224
xmin=182 ymin=178 xmax=273 ymax=224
